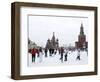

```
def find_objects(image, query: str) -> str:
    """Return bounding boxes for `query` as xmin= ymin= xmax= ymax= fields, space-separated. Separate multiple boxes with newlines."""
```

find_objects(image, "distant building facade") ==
xmin=45 ymin=32 xmax=59 ymax=49
xmin=28 ymin=39 xmax=38 ymax=49
xmin=75 ymin=23 xmax=88 ymax=50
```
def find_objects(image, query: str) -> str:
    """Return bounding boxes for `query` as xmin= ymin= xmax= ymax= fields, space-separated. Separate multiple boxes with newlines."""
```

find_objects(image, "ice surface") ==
xmin=28 ymin=50 xmax=88 ymax=67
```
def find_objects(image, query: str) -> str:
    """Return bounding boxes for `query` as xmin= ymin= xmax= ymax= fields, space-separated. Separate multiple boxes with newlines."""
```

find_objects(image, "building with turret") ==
xmin=28 ymin=39 xmax=40 ymax=50
xmin=75 ymin=23 xmax=88 ymax=50
xmin=45 ymin=32 xmax=59 ymax=49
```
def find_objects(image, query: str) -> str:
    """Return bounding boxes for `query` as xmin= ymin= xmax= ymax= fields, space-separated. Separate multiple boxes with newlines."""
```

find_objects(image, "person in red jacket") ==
xmin=31 ymin=48 xmax=37 ymax=62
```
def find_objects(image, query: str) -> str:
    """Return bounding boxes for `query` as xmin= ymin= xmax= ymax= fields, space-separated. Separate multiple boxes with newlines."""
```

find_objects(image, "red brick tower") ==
xmin=75 ymin=23 xmax=88 ymax=50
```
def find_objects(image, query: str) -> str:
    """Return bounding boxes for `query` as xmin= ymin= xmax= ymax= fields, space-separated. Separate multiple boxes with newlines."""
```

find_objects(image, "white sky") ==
xmin=29 ymin=15 xmax=88 ymax=47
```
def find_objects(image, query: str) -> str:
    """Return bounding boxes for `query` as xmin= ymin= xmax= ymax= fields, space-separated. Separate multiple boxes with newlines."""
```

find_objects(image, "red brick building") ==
xmin=75 ymin=23 xmax=88 ymax=50
xmin=45 ymin=32 xmax=59 ymax=49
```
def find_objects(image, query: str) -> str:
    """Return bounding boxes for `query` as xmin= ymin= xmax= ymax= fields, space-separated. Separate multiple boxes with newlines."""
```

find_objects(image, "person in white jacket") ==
xmin=39 ymin=47 xmax=43 ymax=63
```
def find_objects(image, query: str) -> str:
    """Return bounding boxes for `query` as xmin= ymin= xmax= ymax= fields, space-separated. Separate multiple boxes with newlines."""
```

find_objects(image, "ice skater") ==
xmin=44 ymin=48 xmax=48 ymax=57
xmin=60 ymin=47 xmax=64 ymax=62
xmin=86 ymin=49 xmax=88 ymax=56
xmin=54 ymin=49 xmax=57 ymax=55
xmin=76 ymin=49 xmax=81 ymax=60
xmin=64 ymin=50 xmax=68 ymax=61
xmin=58 ymin=48 xmax=61 ymax=55
xmin=39 ymin=47 xmax=43 ymax=62
xmin=31 ymin=48 xmax=37 ymax=62
xmin=49 ymin=48 xmax=52 ymax=56
xmin=36 ymin=49 xmax=39 ymax=57
xmin=51 ymin=48 xmax=54 ymax=54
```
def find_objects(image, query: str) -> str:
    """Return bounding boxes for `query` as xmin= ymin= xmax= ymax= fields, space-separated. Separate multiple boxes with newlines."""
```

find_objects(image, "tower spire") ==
xmin=53 ymin=32 xmax=55 ymax=36
xmin=80 ymin=23 xmax=84 ymax=35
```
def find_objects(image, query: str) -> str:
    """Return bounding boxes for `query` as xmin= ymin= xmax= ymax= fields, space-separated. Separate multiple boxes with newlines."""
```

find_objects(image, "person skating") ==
xmin=31 ymin=48 xmax=37 ymax=62
xmin=45 ymin=48 xmax=48 ymax=57
xmin=36 ymin=49 xmax=39 ymax=57
xmin=52 ymin=48 xmax=54 ymax=54
xmin=54 ymin=49 xmax=57 ymax=55
xmin=58 ymin=48 xmax=61 ymax=55
xmin=86 ymin=48 xmax=88 ymax=56
xmin=76 ymin=49 xmax=81 ymax=60
xmin=39 ymin=47 xmax=43 ymax=62
xmin=49 ymin=48 xmax=53 ymax=56
xmin=64 ymin=50 xmax=68 ymax=61
xmin=60 ymin=47 xmax=64 ymax=62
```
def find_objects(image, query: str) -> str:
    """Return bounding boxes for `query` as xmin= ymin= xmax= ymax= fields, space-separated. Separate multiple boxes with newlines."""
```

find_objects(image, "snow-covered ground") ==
xmin=28 ymin=50 xmax=88 ymax=67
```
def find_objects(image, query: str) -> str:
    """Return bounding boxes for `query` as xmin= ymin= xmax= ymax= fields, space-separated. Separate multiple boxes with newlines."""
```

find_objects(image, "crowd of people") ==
xmin=28 ymin=47 xmax=87 ymax=63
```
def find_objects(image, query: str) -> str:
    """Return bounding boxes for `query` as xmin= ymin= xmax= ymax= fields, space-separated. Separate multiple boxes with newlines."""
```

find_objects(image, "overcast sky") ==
xmin=28 ymin=15 xmax=88 ymax=47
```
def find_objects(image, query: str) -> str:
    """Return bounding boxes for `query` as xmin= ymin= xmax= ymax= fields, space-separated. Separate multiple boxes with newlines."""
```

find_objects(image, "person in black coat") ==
xmin=49 ymin=48 xmax=52 ymax=56
xmin=64 ymin=50 xmax=68 ymax=61
xmin=60 ymin=47 xmax=64 ymax=62
xmin=45 ymin=48 xmax=48 ymax=57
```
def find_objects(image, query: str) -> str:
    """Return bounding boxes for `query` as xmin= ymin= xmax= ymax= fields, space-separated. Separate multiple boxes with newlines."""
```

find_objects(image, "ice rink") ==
xmin=28 ymin=50 xmax=88 ymax=67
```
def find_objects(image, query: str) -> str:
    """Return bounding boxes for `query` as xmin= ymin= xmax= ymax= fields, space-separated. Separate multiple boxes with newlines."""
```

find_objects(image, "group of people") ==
xmin=29 ymin=47 xmax=83 ymax=63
